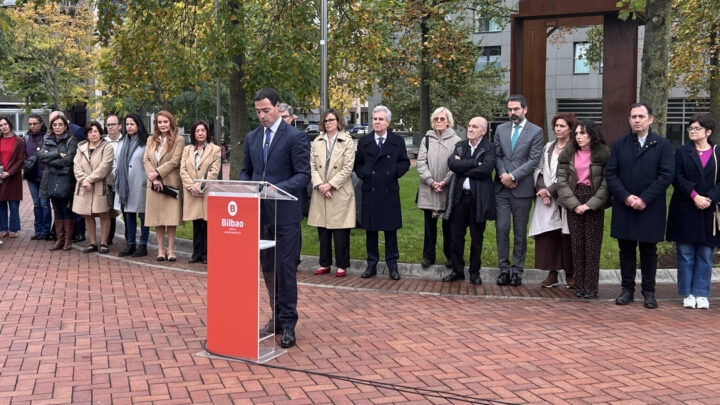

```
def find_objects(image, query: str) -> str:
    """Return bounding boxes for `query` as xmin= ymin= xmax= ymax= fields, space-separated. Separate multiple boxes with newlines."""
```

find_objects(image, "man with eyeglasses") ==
xmin=605 ymin=103 xmax=674 ymax=309
xmin=493 ymin=94 xmax=544 ymax=287
xmin=279 ymin=103 xmax=296 ymax=126
xmin=104 ymin=115 xmax=124 ymax=246
xmin=354 ymin=105 xmax=410 ymax=281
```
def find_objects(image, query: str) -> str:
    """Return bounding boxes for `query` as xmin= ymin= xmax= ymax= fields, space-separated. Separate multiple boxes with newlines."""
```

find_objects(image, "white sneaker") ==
xmin=683 ymin=294 xmax=696 ymax=308
xmin=696 ymin=297 xmax=709 ymax=309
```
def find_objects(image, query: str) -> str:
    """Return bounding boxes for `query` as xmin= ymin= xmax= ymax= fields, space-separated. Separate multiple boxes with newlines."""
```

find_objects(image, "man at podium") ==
xmin=240 ymin=87 xmax=311 ymax=348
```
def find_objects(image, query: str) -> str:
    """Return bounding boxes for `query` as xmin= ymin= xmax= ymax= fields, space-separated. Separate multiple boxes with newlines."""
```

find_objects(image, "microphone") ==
xmin=201 ymin=140 xmax=243 ymax=189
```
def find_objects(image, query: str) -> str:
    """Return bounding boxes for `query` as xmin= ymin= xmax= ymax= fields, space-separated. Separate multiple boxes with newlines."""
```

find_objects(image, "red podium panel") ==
xmin=206 ymin=195 xmax=260 ymax=359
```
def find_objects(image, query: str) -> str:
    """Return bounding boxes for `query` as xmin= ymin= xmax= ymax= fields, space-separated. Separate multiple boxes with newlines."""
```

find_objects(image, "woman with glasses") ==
xmin=39 ymin=114 xmax=78 ymax=251
xmin=115 ymin=114 xmax=150 ymax=257
xmin=25 ymin=115 xmax=53 ymax=240
xmin=308 ymin=109 xmax=355 ymax=277
xmin=0 ymin=116 xmax=26 ymax=238
xmin=143 ymin=110 xmax=184 ymax=261
xmin=72 ymin=121 xmax=115 ymax=253
xmin=417 ymin=107 xmax=461 ymax=271
xmin=180 ymin=121 xmax=221 ymax=264
xmin=667 ymin=113 xmax=720 ymax=309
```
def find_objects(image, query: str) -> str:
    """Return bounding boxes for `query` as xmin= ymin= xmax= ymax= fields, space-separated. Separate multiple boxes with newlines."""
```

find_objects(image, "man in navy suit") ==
xmin=354 ymin=105 xmax=410 ymax=280
xmin=240 ymin=88 xmax=310 ymax=348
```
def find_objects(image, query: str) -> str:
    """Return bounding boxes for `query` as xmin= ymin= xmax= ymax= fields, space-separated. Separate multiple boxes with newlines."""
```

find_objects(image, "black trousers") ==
xmin=317 ymin=227 xmax=351 ymax=269
xmin=108 ymin=216 xmax=116 ymax=244
xmin=618 ymin=238 xmax=657 ymax=293
xmin=260 ymin=223 xmax=300 ymax=329
xmin=366 ymin=229 xmax=399 ymax=269
xmin=450 ymin=192 xmax=486 ymax=275
xmin=422 ymin=209 xmax=452 ymax=264
xmin=192 ymin=219 xmax=208 ymax=261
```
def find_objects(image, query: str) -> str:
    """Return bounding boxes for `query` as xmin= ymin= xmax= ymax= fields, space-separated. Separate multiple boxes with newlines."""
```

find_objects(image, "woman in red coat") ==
xmin=0 ymin=116 xmax=26 ymax=238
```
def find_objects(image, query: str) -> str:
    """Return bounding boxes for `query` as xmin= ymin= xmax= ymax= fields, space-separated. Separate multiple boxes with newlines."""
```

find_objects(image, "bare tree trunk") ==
xmin=418 ymin=17 xmax=431 ymax=140
xmin=639 ymin=0 xmax=672 ymax=136
xmin=229 ymin=50 xmax=249 ymax=179
xmin=710 ymin=29 xmax=720 ymax=144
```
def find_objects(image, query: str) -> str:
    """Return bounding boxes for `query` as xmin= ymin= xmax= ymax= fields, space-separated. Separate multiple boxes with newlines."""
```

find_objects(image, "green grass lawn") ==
xmin=175 ymin=167 xmax=676 ymax=269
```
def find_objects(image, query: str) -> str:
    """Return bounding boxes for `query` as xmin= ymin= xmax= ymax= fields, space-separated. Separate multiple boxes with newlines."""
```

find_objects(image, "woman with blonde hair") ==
xmin=72 ymin=121 xmax=115 ymax=253
xmin=143 ymin=111 xmax=184 ymax=261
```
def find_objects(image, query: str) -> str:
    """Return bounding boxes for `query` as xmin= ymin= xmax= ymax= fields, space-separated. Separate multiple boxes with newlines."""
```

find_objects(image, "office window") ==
xmin=474 ymin=12 xmax=502 ymax=33
xmin=574 ymin=42 xmax=590 ymax=74
xmin=475 ymin=46 xmax=501 ymax=71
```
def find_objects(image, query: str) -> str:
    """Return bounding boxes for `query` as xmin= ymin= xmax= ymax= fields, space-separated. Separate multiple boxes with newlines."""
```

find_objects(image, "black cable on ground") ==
xmin=201 ymin=342 xmax=522 ymax=405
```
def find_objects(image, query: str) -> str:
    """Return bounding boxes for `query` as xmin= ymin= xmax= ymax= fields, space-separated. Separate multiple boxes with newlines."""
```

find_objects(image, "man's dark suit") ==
xmin=354 ymin=130 xmax=410 ymax=270
xmin=240 ymin=120 xmax=310 ymax=329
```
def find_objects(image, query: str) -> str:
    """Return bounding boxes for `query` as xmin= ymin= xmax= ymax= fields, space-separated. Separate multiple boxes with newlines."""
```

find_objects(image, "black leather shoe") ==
xmin=583 ymin=292 xmax=598 ymax=299
xmin=202 ymin=258 xmax=207 ymax=264
xmin=259 ymin=319 xmax=282 ymax=335
xmin=72 ymin=234 xmax=86 ymax=243
xmin=421 ymin=258 xmax=433 ymax=268
xmin=132 ymin=244 xmax=148 ymax=257
xmin=445 ymin=261 xmax=453 ymax=269
xmin=118 ymin=244 xmax=136 ymax=257
xmin=188 ymin=257 xmax=201 ymax=263
xmin=469 ymin=273 xmax=482 ymax=285
xmin=361 ymin=266 xmax=377 ymax=278
xmin=510 ymin=274 xmax=522 ymax=286
xmin=31 ymin=234 xmax=47 ymax=240
xmin=497 ymin=273 xmax=510 ymax=286
xmin=280 ymin=328 xmax=296 ymax=348
xmin=575 ymin=290 xmax=585 ymax=298
xmin=642 ymin=291 xmax=658 ymax=309
xmin=442 ymin=272 xmax=465 ymax=282
xmin=389 ymin=267 xmax=400 ymax=280
xmin=615 ymin=289 xmax=634 ymax=305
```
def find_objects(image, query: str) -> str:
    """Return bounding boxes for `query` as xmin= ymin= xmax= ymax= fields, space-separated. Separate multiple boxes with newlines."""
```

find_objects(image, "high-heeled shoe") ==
xmin=156 ymin=249 xmax=167 ymax=261
xmin=167 ymin=251 xmax=177 ymax=262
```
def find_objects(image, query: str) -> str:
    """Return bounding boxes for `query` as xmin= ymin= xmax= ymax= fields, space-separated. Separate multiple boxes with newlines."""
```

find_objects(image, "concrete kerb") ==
xmin=112 ymin=219 xmax=720 ymax=285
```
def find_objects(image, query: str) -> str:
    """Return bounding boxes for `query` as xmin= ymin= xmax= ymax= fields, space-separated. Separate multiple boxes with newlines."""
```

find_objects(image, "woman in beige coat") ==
xmin=180 ymin=121 xmax=221 ymax=264
xmin=307 ymin=109 xmax=356 ymax=277
xmin=143 ymin=110 xmax=184 ymax=261
xmin=72 ymin=121 xmax=115 ymax=253
xmin=417 ymin=107 xmax=461 ymax=269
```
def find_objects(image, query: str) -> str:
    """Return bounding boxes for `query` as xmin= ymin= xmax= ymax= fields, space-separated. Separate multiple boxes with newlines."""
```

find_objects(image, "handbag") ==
xmin=106 ymin=184 xmax=115 ymax=208
xmin=415 ymin=135 xmax=431 ymax=204
xmin=153 ymin=184 xmax=180 ymax=199
xmin=23 ymin=154 xmax=39 ymax=180
xmin=713 ymin=145 xmax=720 ymax=236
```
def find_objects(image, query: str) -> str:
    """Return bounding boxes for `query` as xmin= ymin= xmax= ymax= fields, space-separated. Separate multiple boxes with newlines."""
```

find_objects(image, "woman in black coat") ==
xmin=666 ymin=113 xmax=720 ymax=310
xmin=39 ymin=115 xmax=78 ymax=251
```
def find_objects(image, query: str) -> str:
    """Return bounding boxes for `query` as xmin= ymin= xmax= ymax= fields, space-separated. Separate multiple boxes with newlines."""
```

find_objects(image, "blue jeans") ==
xmin=124 ymin=211 xmax=149 ymax=245
xmin=27 ymin=180 xmax=52 ymax=235
xmin=0 ymin=200 xmax=21 ymax=233
xmin=676 ymin=243 xmax=713 ymax=297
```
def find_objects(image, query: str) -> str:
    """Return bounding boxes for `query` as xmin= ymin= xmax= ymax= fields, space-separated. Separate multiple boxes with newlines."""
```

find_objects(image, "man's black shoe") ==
xmin=361 ymin=266 xmax=377 ymax=278
xmin=421 ymin=258 xmax=433 ymax=268
xmin=118 ymin=244 xmax=136 ymax=257
xmin=442 ymin=272 xmax=465 ymax=282
xmin=615 ymin=289 xmax=634 ymax=305
xmin=469 ymin=273 xmax=482 ymax=285
xmin=31 ymin=234 xmax=47 ymax=240
xmin=131 ymin=244 xmax=148 ymax=257
xmin=72 ymin=234 xmax=86 ymax=242
xmin=510 ymin=274 xmax=522 ymax=286
xmin=260 ymin=319 xmax=281 ymax=335
xmin=642 ymin=291 xmax=658 ymax=309
xmin=497 ymin=273 xmax=510 ymax=286
xmin=389 ymin=267 xmax=401 ymax=280
xmin=445 ymin=261 xmax=453 ymax=269
xmin=280 ymin=328 xmax=296 ymax=348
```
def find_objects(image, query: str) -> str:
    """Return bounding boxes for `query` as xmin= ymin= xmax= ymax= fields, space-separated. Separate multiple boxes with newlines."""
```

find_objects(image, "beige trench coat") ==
xmin=72 ymin=140 xmax=114 ymax=216
xmin=143 ymin=134 xmax=184 ymax=226
xmin=180 ymin=143 xmax=221 ymax=221
xmin=416 ymin=128 xmax=461 ymax=211
xmin=307 ymin=131 xmax=356 ymax=229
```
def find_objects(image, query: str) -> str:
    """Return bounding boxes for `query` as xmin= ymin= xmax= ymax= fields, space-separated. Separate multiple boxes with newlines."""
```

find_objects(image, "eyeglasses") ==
xmin=51 ymin=123 xmax=66 ymax=128
xmin=433 ymin=117 xmax=447 ymax=122
xmin=687 ymin=126 xmax=705 ymax=133
xmin=281 ymin=115 xmax=291 ymax=119
xmin=28 ymin=122 xmax=41 ymax=127
xmin=324 ymin=118 xmax=337 ymax=123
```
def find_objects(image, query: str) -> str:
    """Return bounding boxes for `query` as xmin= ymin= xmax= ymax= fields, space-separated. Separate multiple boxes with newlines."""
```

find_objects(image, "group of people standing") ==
xmin=0 ymin=111 xmax=221 ymax=263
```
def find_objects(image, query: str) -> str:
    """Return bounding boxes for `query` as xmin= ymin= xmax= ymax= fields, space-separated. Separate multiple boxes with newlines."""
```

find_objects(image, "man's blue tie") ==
xmin=511 ymin=125 xmax=520 ymax=151
xmin=377 ymin=136 xmax=384 ymax=149
xmin=263 ymin=127 xmax=272 ymax=162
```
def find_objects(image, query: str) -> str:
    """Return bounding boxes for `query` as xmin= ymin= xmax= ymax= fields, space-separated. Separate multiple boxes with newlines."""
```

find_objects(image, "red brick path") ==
xmin=2 ymin=186 xmax=720 ymax=404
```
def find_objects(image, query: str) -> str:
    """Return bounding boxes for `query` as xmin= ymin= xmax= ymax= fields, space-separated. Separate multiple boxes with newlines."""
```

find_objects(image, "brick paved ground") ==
xmin=2 ymin=187 xmax=720 ymax=404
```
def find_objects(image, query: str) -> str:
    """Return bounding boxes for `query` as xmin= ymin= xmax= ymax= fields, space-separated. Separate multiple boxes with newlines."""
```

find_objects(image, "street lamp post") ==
xmin=320 ymin=0 xmax=328 ymax=114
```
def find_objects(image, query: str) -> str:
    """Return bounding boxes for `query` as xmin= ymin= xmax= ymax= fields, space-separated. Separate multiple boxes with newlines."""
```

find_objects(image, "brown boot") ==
xmin=63 ymin=219 xmax=75 ymax=251
xmin=565 ymin=274 xmax=575 ymax=289
xmin=49 ymin=220 xmax=65 ymax=251
xmin=541 ymin=270 xmax=559 ymax=288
